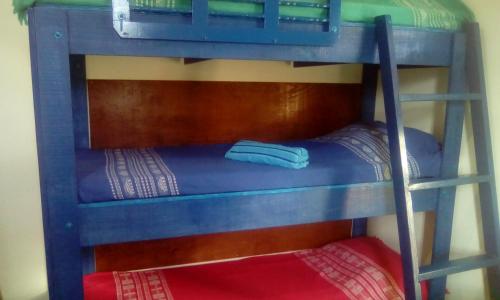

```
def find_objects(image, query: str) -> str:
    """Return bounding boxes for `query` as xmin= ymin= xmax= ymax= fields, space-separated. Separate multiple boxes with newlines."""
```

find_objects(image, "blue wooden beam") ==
xmin=399 ymin=93 xmax=481 ymax=102
xmin=409 ymin=175 xmax=489 ymax=191
xmin=420 ymin=255 xmax=500 ymax=281
xmin=79 ymin=183 xmax=439 ymax=246
xmin=428 ymin=33 xmax=467 ymax=299
xmin=376 ymin=15 xmax=421 ymax=300
xmin=28 ymin=8 xmax=84 ymax=300
xmin=37 ymin=6 xmax=459 ymax=66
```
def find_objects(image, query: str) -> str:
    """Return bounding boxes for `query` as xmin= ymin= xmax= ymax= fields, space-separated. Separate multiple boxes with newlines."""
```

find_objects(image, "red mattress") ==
xmin=84 ymin=237 xmax=427 ymax=300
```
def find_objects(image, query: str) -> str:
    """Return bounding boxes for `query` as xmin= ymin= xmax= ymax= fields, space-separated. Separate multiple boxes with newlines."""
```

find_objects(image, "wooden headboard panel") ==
xmin=87 ymin=80 xmax=362 ymax=271
xmin=88 ymin=80 xmax=362 ymax=148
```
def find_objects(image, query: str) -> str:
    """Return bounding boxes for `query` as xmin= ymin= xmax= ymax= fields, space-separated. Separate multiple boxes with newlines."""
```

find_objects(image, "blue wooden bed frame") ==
xmin=27 ymin=1 xmax=500 ymax=299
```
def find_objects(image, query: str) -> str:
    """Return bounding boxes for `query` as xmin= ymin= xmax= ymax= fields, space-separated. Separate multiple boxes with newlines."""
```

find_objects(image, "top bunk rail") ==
xmin=28 ymin=4 xmax=463 ymax=66
xmin=112 ymin=0 xmax=341 ymax=46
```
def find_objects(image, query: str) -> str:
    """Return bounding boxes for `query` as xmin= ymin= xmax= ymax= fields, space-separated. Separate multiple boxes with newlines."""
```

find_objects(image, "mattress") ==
xmin=84 ymin=237 xmax=428 ymax=299
xmin=76 ymin=123 xmax=442 ymax=203
xmin=14 ymin=0 xmax=474 ymax=30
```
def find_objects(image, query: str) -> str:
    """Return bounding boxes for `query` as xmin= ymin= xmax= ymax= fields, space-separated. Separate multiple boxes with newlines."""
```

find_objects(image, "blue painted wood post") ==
xmin=465 ymin=23 xmax=500 ymax=300
xmin=428 ymin=33 xmax=467 ymax=300
xmin=376 ymin=15 xmax=421 ymax=300
xmin=70 ymin=55 xmax=90 ymax=149
xmin=352 ymin=64 xmax=379 ymax=237
xmin=28 ymin=9 xmax=84 ymax=300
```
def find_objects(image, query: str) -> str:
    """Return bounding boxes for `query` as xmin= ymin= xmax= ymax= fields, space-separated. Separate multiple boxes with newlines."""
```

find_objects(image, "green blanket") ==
xmin=13 ymin=0 xmax=474 ymax=30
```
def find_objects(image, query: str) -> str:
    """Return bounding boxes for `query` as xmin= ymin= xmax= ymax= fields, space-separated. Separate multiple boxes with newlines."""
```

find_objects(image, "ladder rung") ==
xmin=409 ymin=175 xmax=490 ymax=191
xmin=399 ymin=93 xmax=482 ymax=102
xmin=419 ymin=254 xmax=500 ymax=281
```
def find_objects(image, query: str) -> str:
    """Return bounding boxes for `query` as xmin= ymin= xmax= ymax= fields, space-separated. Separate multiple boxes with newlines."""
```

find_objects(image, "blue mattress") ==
xmin=76 ymin=123 xmax=442 ymax=203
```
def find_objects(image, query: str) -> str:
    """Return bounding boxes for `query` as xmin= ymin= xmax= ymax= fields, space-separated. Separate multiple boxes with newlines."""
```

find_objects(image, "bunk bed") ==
xmin=19 ymin=0 xmax=500 ymax=299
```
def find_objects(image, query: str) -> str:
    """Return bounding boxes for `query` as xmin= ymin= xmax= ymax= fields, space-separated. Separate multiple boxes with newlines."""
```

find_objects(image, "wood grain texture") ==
xmin=88 ymin=80 xmax=362 ymax=148
xmin=95 ymin=221 xmax=352 ymax=272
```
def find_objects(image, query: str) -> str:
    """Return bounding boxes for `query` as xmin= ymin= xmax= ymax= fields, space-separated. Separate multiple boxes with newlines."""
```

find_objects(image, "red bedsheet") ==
xmin=84 ymin=237 xmax=427 ymax=300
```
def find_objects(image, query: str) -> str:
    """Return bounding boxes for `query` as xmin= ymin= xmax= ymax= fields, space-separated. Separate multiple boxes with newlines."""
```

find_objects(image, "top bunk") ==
xmin=21 ymin=0 xmax=474 ymax=66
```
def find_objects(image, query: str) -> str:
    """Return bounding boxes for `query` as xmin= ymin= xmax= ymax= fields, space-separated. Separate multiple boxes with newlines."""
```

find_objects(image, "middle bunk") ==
xmin=79 ymin=121 xmax=442 ymax=246
xmin=66 ymin=0 xmax=475 ymax=248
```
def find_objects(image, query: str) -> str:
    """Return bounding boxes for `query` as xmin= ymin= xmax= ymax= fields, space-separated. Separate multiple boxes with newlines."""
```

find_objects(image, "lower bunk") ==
xmin=84 ymin=237 xmax=428 ymax=299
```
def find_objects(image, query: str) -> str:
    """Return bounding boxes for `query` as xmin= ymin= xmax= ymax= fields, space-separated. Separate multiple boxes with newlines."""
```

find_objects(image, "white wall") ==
xmin=0 ymin=0 xmax=498 ymax=299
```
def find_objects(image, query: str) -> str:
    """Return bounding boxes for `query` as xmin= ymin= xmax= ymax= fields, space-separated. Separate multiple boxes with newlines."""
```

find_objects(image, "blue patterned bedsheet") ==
xmin=76 ymin=122 xmax=442 ymax=203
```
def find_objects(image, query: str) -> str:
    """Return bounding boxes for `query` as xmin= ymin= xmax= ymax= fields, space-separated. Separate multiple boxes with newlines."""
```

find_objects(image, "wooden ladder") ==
xmin=375 ymin=15 xmax=500 ymax=300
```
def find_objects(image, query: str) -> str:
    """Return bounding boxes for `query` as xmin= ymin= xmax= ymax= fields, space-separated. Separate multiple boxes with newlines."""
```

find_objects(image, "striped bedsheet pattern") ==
xmin=83 ymin=237 xmax=428 ymax=299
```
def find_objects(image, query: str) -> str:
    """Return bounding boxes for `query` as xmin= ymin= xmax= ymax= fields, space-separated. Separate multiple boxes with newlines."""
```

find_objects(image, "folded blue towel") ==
xmin=225 ymin=140 xmax=309 ymax=169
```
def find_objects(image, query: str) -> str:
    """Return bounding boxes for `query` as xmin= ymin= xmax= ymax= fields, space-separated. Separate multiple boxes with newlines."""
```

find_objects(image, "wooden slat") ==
xmin=79 ymin=183 xmax=440 ymax=247
xmin=399 ymin=93 xmax=481 ymax=102
xmin=420 ymin=255 xmax=500 ymax=281
xmin=409 ymin=175 xmax=490 ymax=191
xmin=95 ymin=220 xmax=352 ymax=272
xmin=88 ymin=80 xmax=362 ymax=148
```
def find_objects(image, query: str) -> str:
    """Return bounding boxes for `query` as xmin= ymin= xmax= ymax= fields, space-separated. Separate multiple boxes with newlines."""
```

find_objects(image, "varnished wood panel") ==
xmin=88 ymin=80 xmax=361 ymax=270
xmin=95 ymin=220 xmax=352 ymax=272
xmin=88 ymin=80 xmax=362 ymax=148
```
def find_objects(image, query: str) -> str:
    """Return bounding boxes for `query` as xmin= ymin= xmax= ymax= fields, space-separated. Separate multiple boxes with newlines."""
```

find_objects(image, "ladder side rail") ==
xmin=375 ymin=15 xmax=421 ymax=300
xmin=428 ymin=33 xmax=467 ymax=300
xmin=465 ymin=23 xmax=500 ymax=299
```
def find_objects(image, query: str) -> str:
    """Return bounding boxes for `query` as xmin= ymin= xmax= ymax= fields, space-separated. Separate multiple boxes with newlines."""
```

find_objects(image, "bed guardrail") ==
xmin=112 ymin=0 xmax=341 ymax=46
